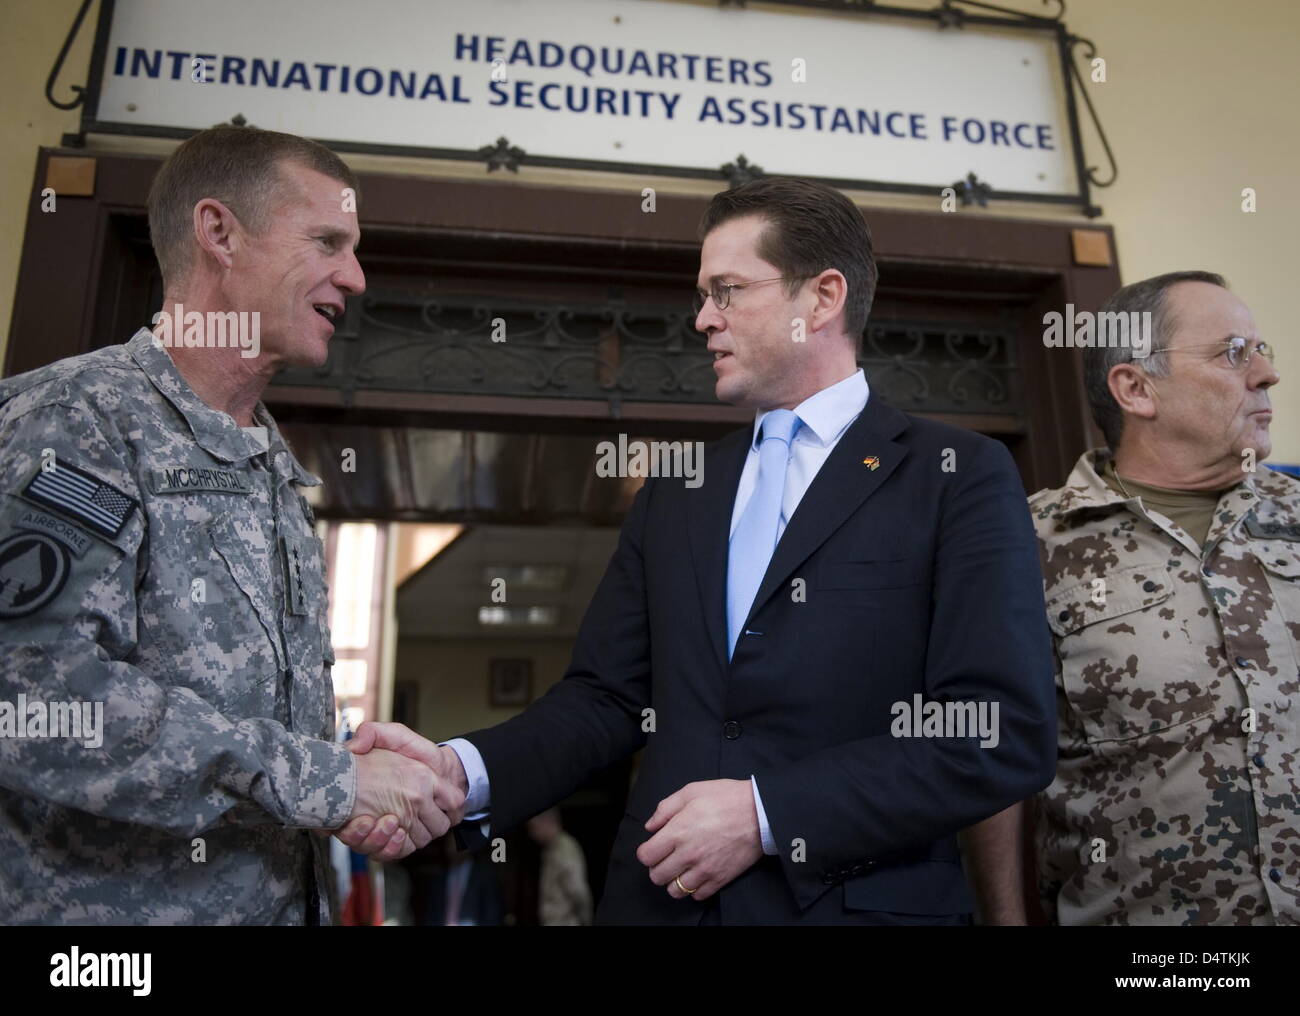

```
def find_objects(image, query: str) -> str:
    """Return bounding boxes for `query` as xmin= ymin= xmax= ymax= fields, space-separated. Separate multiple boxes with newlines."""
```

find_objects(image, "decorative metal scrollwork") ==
xmin=274 ymin=289 xmax=1019 ymax=417
xmin=951 ymin=172 xmax=994 ymax=208
xmin=478 ymin=137 xmax=526 ymax=173
xmin=45 ymin=0 xmax=96 ymax=111
xmin=721 ymin=155 xmax=765 ymax=189
xmin=939 ymin=0 xmax=1065 ymax=25
xmin=944 ymin=330 xmax=1010 ymax=405
xmin=1064 ymin=33 xmax=1118 ymax=190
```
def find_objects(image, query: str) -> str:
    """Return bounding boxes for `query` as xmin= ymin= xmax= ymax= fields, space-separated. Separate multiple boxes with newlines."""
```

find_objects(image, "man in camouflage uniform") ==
xmin=0 ymin=126 xmax=460 ymax=925
xmin=1024 ymin=271 xmax=1295 ymax=924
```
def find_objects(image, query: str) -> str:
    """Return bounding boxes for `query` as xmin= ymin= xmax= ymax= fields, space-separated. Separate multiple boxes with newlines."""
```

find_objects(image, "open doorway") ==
xmin=388 ymin=521 xmax=627 ymax=925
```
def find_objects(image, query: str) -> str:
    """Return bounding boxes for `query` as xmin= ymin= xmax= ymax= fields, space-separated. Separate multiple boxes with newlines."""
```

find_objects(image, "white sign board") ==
xmin=91 ymin=0 xmax=1079 ymax=198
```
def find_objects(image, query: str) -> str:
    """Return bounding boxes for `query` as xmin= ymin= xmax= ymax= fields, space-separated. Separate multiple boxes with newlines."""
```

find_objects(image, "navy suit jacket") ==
xmin=460 ymin=396 xmax=1056 ymax=924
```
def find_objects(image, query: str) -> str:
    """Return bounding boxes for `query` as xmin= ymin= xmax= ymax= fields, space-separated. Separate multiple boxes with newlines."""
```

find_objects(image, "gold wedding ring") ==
xmin=674 ymin=875 xmax=697 ymax=895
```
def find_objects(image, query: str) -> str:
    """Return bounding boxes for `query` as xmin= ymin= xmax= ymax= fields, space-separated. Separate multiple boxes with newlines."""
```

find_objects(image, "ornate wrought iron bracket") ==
xmin=722 ymin=0 xmax=878 ymax=7
xmin=938 ymin=0 xmax=1112 ymax=213
xmin=939 ymin=0 xmax=1064 ymax=25
xmin=1064 ymin=32 xmax=1117 ymax=197
xmin=45 ymin=0 xmax=96 ymax=112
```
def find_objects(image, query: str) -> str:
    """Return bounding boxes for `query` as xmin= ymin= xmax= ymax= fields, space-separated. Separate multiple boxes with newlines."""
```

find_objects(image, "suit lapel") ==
xmin=744 ymin=397 xmax=911 ymax=628
xmin=688 ymin=427 xmax=751 ymax=677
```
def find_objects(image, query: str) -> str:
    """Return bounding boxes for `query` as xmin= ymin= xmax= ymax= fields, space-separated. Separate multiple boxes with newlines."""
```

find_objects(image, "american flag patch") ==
xmin=22 ymin=462 xmax=137 ymax=539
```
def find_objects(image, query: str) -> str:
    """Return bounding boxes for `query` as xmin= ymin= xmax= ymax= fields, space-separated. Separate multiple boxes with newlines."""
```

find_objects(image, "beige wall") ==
xmin=1 ymin=1 xmax=95 ymax=365
xmin=3 ymin=0 xmax=1296 ymax=458
xmin=1034 ymin=0 xmax=1300 ymax=461
xmin=395 ymin=637 xmax=573 ymax=742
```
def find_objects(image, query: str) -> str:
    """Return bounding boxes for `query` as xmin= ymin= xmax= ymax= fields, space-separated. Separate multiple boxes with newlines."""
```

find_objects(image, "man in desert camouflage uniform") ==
xmin=1022 ymin=271 xmax=1296 ymax=925
xmin=0 ymin=126 xmax=460 ymax=925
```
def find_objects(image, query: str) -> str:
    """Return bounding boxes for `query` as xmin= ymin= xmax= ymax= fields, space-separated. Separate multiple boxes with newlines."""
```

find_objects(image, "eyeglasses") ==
xmin=692 ymin=276 xmax=810 ymax=314
xmin=1158 ymin=336 xmax=1275 ymax=370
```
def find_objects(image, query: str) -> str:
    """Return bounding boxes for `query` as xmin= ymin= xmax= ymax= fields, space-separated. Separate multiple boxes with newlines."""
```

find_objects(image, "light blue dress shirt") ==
xmin=447 ymin=369 xmax=871 ymax=854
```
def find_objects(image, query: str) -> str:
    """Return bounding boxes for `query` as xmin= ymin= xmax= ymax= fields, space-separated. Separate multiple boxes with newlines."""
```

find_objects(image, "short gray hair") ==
xmin=148 ymin=123 xmax=359 ymax=287
xmin=1083 ymin=270 xmax=1228 ymax=451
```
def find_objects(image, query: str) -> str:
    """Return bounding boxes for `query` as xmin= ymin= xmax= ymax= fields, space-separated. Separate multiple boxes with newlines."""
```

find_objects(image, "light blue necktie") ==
xmin=727 ymin=409 xmax=802 ymax=658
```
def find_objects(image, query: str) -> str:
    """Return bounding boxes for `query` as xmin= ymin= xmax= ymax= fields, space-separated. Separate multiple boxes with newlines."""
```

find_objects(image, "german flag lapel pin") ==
xmin=862 ymin=456 xmax=880 ymax=471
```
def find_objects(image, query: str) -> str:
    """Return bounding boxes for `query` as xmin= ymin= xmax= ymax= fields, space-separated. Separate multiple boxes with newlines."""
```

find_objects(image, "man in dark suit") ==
xmin=339 ymin=178 xmax=1057 ymax=924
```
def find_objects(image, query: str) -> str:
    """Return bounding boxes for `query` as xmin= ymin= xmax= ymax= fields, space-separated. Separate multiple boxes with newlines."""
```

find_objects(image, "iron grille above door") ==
xmin=274 ymin=287 xmax=1022 ymax=421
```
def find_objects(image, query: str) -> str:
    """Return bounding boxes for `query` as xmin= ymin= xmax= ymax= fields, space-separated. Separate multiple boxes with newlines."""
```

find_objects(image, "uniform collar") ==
xmin=1055 ymin=448 xmax=1264 ymax=518
xmin=127 ymin=329 xmax=320 ymax=486
xmin=1050 ymin=449 xmax=1131 ymax=516
xmin=751 ymin=368 xmax=870 ymax=449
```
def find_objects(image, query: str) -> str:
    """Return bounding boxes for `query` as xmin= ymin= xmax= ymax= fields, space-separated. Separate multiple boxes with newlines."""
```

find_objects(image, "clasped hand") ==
xmin=335 ymin=722 xmax=469 ymax=861
xmin=334 ymin=726 xmax=762 ymax=901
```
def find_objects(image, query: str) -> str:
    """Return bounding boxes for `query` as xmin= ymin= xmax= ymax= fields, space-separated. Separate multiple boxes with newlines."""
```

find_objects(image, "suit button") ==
xmin=1270 ymin=868 xmax=1282 ymax=883
xmin=723 ymin=720 xmax=742 ymax=740
xmin=822 ymin=872 xmax=836 ymax=885
xmin=1142 ymin=580 xmax=1157 ymax=592
xmin=1057 ymin=609 xmax=1070 ymax=623
xmin=1253 ymin=753 xmax=1266 ymax=767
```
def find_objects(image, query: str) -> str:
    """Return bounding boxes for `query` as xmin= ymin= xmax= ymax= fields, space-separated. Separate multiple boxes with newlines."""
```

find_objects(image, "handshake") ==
xmin=334 ymin=722 xmax=468 ymax=861
xmin=329 ymin=722 xmax=768 ymax=905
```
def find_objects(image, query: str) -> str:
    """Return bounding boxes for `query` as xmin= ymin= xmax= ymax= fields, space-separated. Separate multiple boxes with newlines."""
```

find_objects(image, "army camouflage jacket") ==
xmin=1031 ymin=449 xmax=1299 ymax=925
xmin=0 ymin=329 xmax=355 ymax=924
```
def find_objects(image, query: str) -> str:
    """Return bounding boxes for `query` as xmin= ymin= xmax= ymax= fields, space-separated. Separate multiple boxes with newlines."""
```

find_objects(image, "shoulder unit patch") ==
xmin=0 ymin=532 xmax=71 ymax=617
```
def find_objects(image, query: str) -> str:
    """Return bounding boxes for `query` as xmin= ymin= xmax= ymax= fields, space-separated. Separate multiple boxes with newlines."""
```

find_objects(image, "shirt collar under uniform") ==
xmin=1049 ymin=448 xmax=1282 ymax=560
xmin=1054 ymin=448 xmax=1264 ymax=519
xmin=750 ymin=368 xmax=870 ymax=450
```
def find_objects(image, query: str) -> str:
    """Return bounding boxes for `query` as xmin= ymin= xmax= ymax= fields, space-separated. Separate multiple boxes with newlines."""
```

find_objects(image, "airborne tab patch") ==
xmin=21 ymin=463 xmax=137 ymax=540
xmin=152 ymin=465 xmax=253 ymax=495
xmin=14 ymin=508 xmax=93 ymax=557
